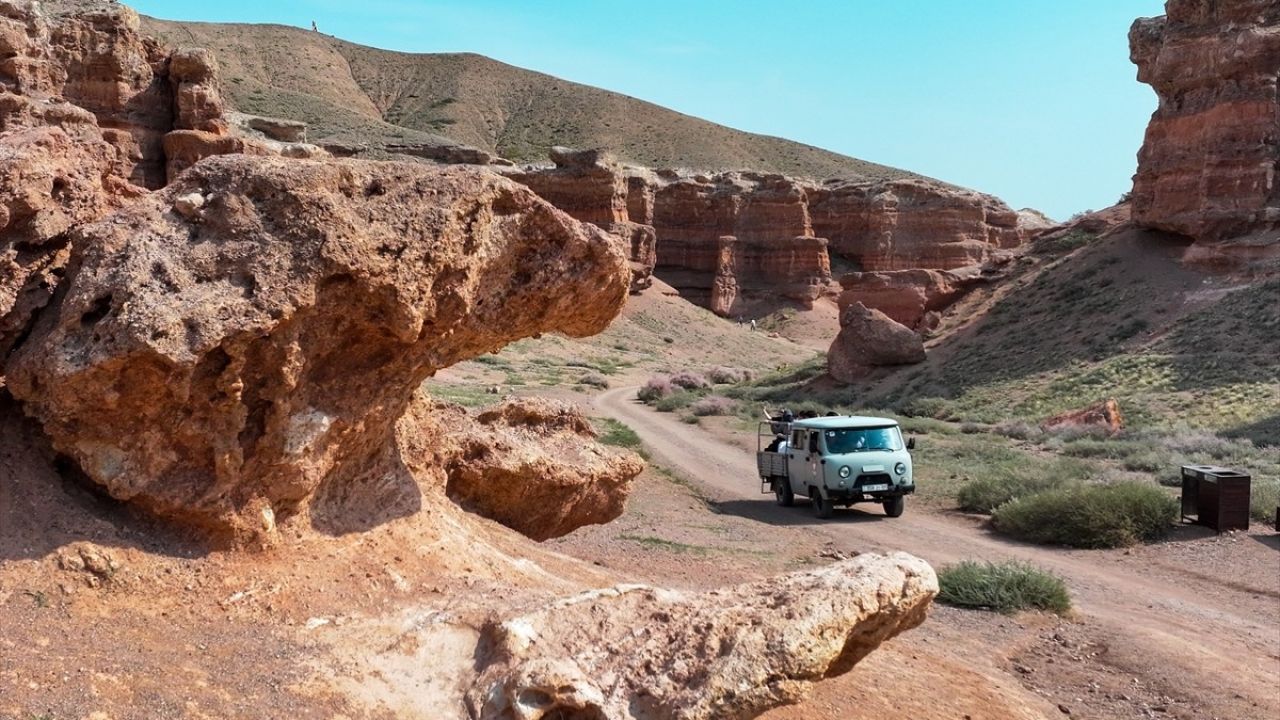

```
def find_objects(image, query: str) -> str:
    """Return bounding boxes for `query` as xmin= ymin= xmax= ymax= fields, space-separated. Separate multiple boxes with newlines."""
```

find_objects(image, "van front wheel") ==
xmin=883 ymin=495 xmax=905 ymax=518
xmin=774 ymin=479 xmax=794 ymax=507
xmin=812 ymin=488 xmax=834 ymax=519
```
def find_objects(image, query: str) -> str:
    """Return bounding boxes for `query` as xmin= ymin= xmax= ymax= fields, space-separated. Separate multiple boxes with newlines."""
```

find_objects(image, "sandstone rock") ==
xmin=809 ymin=178 xmax=1027 ymax=271
xmin=607 ymin=220 xmax=657 ymax=293
xmin=1129 ymin=0 xmax=1280 ymax=259
xmin=506 ymin=150 xmax=658 ymax=293
xmin=1042 ymin=398 xmax=1125 ymax=436
xmin=828 ymin=302 xmax=925 ymax=383
xmin=468 ymin=552 xmax=937 ymax=720
xmin=7 ymin=155 xmax=631 ymax=543
xmin=508 ymin=147 xmax=628 ymax=227
xmin=0 ymin=125 xmax=123 ymax=367
xmin=434 ymin=397 xmax=643 ymax=541
xmin=1035 ymin=204 xmax=1132 ymax=247
xmin=245 ymin=115 xmax=307 ymax=143
xmin=652 ymin=173 xmax=831 ymax=315
xmin=836 ymin=269 xmax=969 ymax=330
xmin=40 ymin=2 xmax=175 ymax=188
xmin=386 ymin=140 xmax=495 ymax=165
xmin=162 ymin=128 xmax=272 ymax=182
xmin=168 ymin=47 xmax=227 ymax=134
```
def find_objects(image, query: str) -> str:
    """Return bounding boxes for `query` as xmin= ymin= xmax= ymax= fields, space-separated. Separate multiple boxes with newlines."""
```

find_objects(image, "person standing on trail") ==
xmin=311 ymin=20 xmax=319 ymax=31
xmin=750 ymin=319 xmax=757 ymax=331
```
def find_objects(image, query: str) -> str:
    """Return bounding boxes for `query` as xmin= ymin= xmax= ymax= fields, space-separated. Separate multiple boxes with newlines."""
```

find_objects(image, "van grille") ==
xmin=857 ymin=473 xmax=892 ymax=486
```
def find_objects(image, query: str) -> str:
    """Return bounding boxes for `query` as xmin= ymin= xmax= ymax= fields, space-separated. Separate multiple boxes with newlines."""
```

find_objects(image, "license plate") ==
xmin=861 ymin=484 xmax=889 ymax=493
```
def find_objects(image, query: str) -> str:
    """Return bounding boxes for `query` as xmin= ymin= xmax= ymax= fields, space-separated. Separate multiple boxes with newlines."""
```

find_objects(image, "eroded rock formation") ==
xmin=828 ymin=302 xmax=926 ymax=382
xmin=809 ymin=178 xmax=1028 ymax=271
xmin=1130 ymin=0 xmax=1280 ymax=265
xmin=6 ymin=155 xmax=631 ymax=542
xmin=433 ymin=396 xmax=644 ymax=541
xmin=651 ymin=172 xmax=832 ymax=315
xmin=506 ymin=148 xmax=657 ymax=293
xmin=468 ymin=552 xmax=937 ymax=720
xmin=835 ymin=269 xmax=971 ymax=331
xmin=1042 ymin=398 xmax=1125 ymax=436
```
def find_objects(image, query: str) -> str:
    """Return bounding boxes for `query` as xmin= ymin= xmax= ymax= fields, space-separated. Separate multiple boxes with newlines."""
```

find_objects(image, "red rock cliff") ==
xmin=1129 ymin=0 xmax=1280 ymax=263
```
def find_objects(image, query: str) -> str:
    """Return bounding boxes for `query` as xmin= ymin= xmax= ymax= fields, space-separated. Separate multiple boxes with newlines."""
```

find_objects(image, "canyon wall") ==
xmin=1129 ymin=0 xmax=1280 ymax=266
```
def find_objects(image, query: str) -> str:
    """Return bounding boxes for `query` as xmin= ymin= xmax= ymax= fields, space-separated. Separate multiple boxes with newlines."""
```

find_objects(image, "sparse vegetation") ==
xmin=594 ymin=418 xmax=646 ymax=457
xmin=993 ymin=481 xmax=1178 ymax=548
xmin=937 ymin=561 xmax=1072 ymax=615
xmin=691 ymin=396 xmax=736 ymax=417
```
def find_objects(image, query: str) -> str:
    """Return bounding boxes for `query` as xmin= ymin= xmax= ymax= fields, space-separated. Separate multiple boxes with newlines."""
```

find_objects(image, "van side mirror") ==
xmin=907 ymin=437 xmax=916 ymax=450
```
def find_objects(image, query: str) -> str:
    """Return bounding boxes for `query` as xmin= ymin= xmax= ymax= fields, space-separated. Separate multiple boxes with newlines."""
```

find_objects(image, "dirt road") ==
xmin=595 ymin=386 xmax=1280 ymax=719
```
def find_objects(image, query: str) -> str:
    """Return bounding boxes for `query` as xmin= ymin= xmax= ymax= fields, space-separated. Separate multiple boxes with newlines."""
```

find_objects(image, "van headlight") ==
xmin=894 ymin=462 xmax=907 ymax=476
xmin=838 ymin=465 xmax=851 ymax=478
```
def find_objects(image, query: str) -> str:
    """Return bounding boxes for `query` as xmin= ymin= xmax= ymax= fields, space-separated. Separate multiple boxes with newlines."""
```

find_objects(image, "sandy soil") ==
xmin=560 ymin=385 xmax=1280 ymax=720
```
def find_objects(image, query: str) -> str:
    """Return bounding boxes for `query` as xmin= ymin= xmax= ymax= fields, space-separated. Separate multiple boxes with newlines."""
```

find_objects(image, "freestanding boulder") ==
xmin=828 ymin=301 xmax=926 ymax=383
xmin=6 ymin=155 xmax=631 ymax=543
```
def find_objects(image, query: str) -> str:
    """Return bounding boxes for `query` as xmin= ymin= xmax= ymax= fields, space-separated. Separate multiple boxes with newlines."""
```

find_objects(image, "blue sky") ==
xmin=132 ymin=1 xmax=1164 ymax=220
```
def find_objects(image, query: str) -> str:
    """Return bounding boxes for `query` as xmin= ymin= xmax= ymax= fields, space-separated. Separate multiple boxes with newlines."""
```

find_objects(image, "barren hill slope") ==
xmin=140 ymin=17 xmax=921 ymax=179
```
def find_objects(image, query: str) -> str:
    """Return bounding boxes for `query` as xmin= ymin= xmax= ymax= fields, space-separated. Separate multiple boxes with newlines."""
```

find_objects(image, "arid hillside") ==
xmin=140 ymin=17 xmax=922 ymax=180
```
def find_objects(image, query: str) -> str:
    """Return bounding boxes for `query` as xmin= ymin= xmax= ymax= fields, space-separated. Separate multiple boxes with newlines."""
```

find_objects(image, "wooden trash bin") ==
xmin=1180 ymin=465 xmax=1251 ymax=532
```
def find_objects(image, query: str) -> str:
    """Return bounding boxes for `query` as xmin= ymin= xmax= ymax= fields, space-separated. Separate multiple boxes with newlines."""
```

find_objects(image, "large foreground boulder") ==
xmin=468 ymin=552 xmax=937 ymax=719
xmin=6 ymin=155 xmax=631 ymax=543
xmin=828 ymin=302 xmax=926 ymax=383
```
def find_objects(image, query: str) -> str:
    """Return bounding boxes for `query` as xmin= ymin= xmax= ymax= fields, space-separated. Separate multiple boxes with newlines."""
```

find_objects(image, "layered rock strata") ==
xmin=809 ymin=178 xmax=1028 ymax=271
xmin=6 ymin=155 xmax=631 ymax=542
xmin=1129 ymin=0 xmax=1280 ymax=264
xmin=651 ymin=172 xmax=832 ymax=315
xmin=507 ymin=147 xmax=657 ymax=292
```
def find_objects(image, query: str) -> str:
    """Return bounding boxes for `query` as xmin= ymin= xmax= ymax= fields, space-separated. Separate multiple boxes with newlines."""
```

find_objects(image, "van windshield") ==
xmin=824 ymin=426 xmax=901 ymax=453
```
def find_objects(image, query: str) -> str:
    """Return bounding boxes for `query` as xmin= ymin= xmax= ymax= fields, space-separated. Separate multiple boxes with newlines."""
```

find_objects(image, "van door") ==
xmin=788 ymin=428 xmax=807 ymax=495
xmin=804 ymin=431 xmax=823 ymax=493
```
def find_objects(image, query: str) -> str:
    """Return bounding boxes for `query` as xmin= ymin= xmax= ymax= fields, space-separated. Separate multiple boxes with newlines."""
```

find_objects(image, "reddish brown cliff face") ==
xmin=650 ymin=172 xmax=831 ymax=316
xmin=505 ymin=148 xmax=657 ymax=293
xmin=809 ymin=179 xmax=1026 ymax=271
xmin=1129 ymin=0 xmax=1280 ymax=263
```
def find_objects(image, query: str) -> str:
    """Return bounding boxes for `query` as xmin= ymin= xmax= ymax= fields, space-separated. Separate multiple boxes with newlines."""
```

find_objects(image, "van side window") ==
xmin=792 ymin=429 xmax=804 ymax=448
xmin=808 ymin=433 xmax=820 ymax=453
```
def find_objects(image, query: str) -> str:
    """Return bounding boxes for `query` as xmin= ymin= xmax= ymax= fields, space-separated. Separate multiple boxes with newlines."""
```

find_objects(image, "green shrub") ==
xmin=955 ymin=457 xmax=1095 ymax=513
xmin=1252 ymin=477 xmax=1280 ymax=523
xmin=594 ymin=418 xmax=645 ymax=456
xmin=937 ymin=561 xmax=1071 ymax=614
xmin=993 ymin=481 xmax=1177 ymax=548
xmin=655 ymin=390 xmax=698 ymax=413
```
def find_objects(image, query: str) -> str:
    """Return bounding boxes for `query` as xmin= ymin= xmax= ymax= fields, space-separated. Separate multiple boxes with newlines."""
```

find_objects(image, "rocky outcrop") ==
xmin=828 ymin=302 xmax=926 ymax=382
xmin=6 ymin=155 xmax=631 ymax=543
xmin=835 ymin=269 xmax=971 ymax=331
xmin=0 ymin=125 xmax=124 ymax=364
xmin=245 ymin=114 xmax=307 ymax=143
xmin=651 ymin=173 xmax=831 ymax=315
xmin=1129 ymin=0 xmax=1280 ymax=264
xmin=1042 ymin=398 xmax=1125 ymax=436
xmin=809 ymin=178 xmax=1027 ymax=271
xmin=168 ymin=46 xmax=227 ymax=135
xmin=469 ymin=552 xmax=937 ymax=720
xmin=434 ymin=397 xmax=643 ymax=541
xmin=506 ymin=149 xmax=657 ymax=293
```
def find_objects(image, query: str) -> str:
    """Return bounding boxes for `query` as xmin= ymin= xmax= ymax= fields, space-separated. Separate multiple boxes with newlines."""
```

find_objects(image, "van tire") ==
xmin=811 ymin=488 xmax=834 ymax=519
xmin=883 ymin=495 xmax=905 ymax=518
xmin=774 ymin=479 xmax=794 ymax=507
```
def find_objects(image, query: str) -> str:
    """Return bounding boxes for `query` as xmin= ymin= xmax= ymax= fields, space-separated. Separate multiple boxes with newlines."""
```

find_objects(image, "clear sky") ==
xmin=130 ymin=0 xmax=1165 ymax=220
